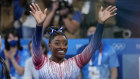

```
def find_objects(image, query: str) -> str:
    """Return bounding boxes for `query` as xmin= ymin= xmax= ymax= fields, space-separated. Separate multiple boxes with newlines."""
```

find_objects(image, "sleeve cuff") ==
xmin=98 ymin=23 xmax=104 ymax=26
xmin=36 ymin=26 xmax=43 ymax=30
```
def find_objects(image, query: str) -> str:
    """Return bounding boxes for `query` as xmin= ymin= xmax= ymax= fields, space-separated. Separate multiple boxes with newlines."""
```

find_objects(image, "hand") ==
xmin=98 ymin=5 xmax=117 ymax=24
xmin=4 ymin=50 xmax=10 ymax=60
xmin=8 ymin=51 xmax=16 ymax=60
xmin=4 ymin=50 xmax=16 ymax=60
xmin=30 ymin=3 xmax=47 ymax=26
xmin=52 ymin=1 xmax=59 ymax=11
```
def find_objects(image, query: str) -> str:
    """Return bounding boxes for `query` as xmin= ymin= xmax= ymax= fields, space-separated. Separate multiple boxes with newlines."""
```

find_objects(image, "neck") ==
xmin=49 ymin=56 xmax=65 ymax=64
xmin=10 ymin=47 xmax=18 ymax=53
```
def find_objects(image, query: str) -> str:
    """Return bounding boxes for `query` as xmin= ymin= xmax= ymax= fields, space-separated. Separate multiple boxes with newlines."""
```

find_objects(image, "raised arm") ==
xmin=30 ymin=3 xmax=47 ymax=69
xmin=74 ymin=6 xmax=117 ymax=68
xmin=43 ymin=1 xmax=58 ymax=28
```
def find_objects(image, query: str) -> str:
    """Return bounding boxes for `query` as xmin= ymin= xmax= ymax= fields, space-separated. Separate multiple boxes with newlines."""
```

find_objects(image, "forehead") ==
xmin=52 ymin=35 xmax=67 ymax=42
xmin=8 ymin=33 xmax=17 ymax=37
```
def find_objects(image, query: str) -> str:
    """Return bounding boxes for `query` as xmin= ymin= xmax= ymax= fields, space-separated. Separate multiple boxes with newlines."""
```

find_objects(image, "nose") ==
xmin=59 ymin=43 xmax=67 ymax=49
xmin=59 ymin=44 xmax=64 ymax=49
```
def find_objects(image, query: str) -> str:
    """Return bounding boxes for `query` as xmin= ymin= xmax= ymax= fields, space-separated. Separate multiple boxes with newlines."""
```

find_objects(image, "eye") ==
xmin=64 ymin=42 xmax=68 ymax=46
xmin=55 ymin=42 xmax=60 ymax=46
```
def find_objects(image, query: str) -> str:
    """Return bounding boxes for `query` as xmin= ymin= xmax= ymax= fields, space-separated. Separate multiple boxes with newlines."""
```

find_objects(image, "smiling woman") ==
xmin=30 ymin=3 xmax=117 ymax=79
xmin=46 ymin=27 xmax=68 ymax=62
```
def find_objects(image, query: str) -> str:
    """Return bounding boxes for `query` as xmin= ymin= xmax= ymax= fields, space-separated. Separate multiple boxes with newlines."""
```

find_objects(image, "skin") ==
xmin=49 ymin=35 xmax=68 ymax=63
xmin=110 ymin=67 xmax=118 ymax=79
xmin=4 ymin=34 xmax=24 ymax=75
xmin=30 ymin=3 xmax=117 ymax=63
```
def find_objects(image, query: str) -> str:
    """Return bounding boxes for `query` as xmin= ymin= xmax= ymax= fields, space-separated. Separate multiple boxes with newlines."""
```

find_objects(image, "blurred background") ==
xmin=0 ymin=0 xmax=140 ymax=79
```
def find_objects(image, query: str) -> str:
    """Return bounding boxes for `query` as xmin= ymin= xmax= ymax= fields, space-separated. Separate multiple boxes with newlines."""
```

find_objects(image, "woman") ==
xmin=0 ymin=29 xmax=30 ymax=79
xmin=30 ymin=3 xmax=117 ymax=79
xmin=24 ymin=40 xmax=49 ymax=79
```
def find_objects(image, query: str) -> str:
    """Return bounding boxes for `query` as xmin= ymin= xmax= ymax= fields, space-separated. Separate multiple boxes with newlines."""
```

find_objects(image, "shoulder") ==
xmin=72 ymin=10 xmax=82 ymax=23
xmin=73 ymin=10 xmax=82 ymax=17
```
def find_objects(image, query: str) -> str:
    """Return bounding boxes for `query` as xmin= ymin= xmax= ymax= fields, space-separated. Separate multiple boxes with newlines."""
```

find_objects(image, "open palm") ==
xmin=98 ymin=6 xmax=117 ymax=23
xmin=30 ymin=3 xmax=47 ymax=26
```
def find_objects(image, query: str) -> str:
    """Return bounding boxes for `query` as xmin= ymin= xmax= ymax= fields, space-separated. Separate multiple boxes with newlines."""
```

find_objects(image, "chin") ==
xmin=58 ymin=55 xmax=65 ymax=59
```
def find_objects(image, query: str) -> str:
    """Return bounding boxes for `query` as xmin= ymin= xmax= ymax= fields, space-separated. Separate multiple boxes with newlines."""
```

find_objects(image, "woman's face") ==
xmin=8 ymin=33 xmax=18 ymax=42
xmin=49 ymin=35 xmax=68 ymax=59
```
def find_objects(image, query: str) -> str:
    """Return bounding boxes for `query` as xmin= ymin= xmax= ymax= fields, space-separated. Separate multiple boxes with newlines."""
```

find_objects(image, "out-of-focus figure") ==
xmin=77 ymin=26 xmax=119 ymax=79
xmin=0 ymin=29 xmax=30 ymax=79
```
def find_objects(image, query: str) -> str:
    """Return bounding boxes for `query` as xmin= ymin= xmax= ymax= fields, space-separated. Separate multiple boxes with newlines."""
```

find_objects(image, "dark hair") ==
xmin=46 ymin=27 xmax=67 ymax=43
xmin=0 ymin=57 xmax=11 ymax=79
xmin=28 ymin=40 xmax=48 ymax=55
xmin=4 ymin=29 xmax=22 ymax=51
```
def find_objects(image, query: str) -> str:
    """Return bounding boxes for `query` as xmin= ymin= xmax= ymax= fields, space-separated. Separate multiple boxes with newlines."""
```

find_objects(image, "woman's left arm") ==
xmin=74 ymin=6 xmax=117 ymax=68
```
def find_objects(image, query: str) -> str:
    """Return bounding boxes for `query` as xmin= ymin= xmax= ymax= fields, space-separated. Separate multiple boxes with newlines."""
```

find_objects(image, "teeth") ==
xmin=58 ymin=51 xmax=64 ymax=53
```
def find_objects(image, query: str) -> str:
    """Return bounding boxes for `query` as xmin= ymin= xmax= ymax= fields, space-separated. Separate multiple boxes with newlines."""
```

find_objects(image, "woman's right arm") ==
xmin=30 ymin=3 xmax=47 ymax=69
xmin=32 ymin=25 xmax=45 ymax=69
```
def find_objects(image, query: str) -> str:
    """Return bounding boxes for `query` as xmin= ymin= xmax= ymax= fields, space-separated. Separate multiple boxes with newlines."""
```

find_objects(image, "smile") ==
xmin=58 ymin=50 xmax=65 ymax=53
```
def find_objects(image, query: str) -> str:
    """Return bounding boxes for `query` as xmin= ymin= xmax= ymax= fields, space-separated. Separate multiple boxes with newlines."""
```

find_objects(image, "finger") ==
xmin=100 ymin=6 xmax=103 ymax=12
xmin=30 ymin=5 xmax=35 ymax=13
xmin=110 ymin=8 xmax=117 ymax=14
xmin=111 ymin=13 xmax=117 ymax=17
xmin=30 ymin=11 xmax=35 ymax=16
xmin=31 ymin=3 xmax=38 ymax=11
xmin=105 ymin=5 xmax=112 ymax=11
xmin=108 ymin=6 xmax=116 ymax=12
xmin=44 ymin=8 xmax=47 ymax=14
xmin=35 ymin=3 xmax=41 ymax=11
